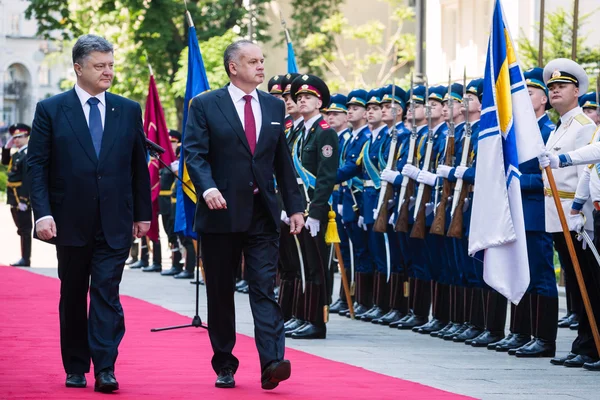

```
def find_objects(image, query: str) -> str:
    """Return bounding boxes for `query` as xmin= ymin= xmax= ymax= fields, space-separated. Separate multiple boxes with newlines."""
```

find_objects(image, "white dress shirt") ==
xmin=203 ymin=83 xmax=263 ymax=200
xmin=302 ymin=114 xmax=322 ymax=140
xmin=371 ymin=125 xmax=386 ymax=143
xmin=74 ymin=83 xmax=107 ymax=129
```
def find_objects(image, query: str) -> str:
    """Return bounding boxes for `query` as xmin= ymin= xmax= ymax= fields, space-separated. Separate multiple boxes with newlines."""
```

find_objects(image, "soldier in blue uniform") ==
xmin=2 ymin=123 xmax=33 ymax=266
xmin=335 ymin=89 xmax=371 ymax=317
xmin=492 ymin=67 xmax=558 ymax=357
xmin=382 ymin=85 xmax=430 ymax=329
xmin=580 ymin=92 xmax=599 ymax=126
xmin=372 ymin=84 xmax=411 ymax=325
xmin=325 ymin=94 xmax=354 ymax=313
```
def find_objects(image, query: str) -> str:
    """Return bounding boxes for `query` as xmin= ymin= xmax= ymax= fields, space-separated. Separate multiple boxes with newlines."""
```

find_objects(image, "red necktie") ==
xmin=243 ymin=95 xmax=256 ymax=154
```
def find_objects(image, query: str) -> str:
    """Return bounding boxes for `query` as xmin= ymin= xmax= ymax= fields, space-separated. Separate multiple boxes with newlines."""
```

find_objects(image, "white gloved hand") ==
xmin=436 ymin=165 xmax=452 ymax=178
xmin=17 ymin=202 xmax=28 ymax=211
xmin=568 ymin=213 xmax=584 ymax=233
xmin=402 ymin=164 xmax=421 ymax=180
xmin=454 ymin=166 xmax=468 ymax=179
xmin=417 ymin=170 xmax=438 ymax=187
xmin=337 ymin=204 xmax=343 ymax=216
xmin=358 ymin=215 xmax=367 ymax=231
xmin=170 ymin=160 xmax=180 ymax=173
xmin=280 ymin=210 xmax=290 ymax=225
xmin=381 ymin=168 xmax=400 ymax=183
xmin=425 ymin=202 xmax=435 ymax=216
xmin=4 ymin=136 xmax=15 ymax=149
xmin=538 ymin=151 xmax=559 ymax=169
xmin=373 ymin=208 xmax=379 ymax=221
xmin=306 ymin=217 xmax=320 ymax=237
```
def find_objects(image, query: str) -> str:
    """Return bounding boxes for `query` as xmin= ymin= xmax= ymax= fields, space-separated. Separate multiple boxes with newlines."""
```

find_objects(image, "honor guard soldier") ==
xmin=537 ymin=58 xmax=600 ymax=369
xmin=2 ymin=123 xmax=33 ymax=266
xmin=268 ymin=75 xmax=285 ymax=101
xmin=286 ymin=74 xmax=338 ymax=339
xmin=492 ymin=68 xmax=558 ymax=357
xmin=579 ymin=92 xmax=599 ymax=126
xmin=325 ymin=93 xmax=353 ymax=313
xmin=334 ymin=89 xmax=371 ymax=317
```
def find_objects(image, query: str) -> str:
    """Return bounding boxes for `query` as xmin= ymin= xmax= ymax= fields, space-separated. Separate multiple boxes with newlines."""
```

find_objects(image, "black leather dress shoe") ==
xmin=142 ymin=264 xmax=162 ymax=272
xmin=161 ymin=267 xmax=183 ymax=276
xmin=10 ymin=258 xmax=30 ymax=267
xmin=564 ymin=354 xmax=597 ymax=368
xmin=65 ymin=373 xmax=86 ymax=388
xmin=397 ymin=315 xmax=428 ymax=330
xmin=390 ymin=313 xmax=413 ymax=328
xmin=355 ymin=305 xmax=377 ymax=320
xmin=431 ymin=322 xmax=453 ymax=337
xmin=129 ymin=259 xmax=148 ymax=269
xmin=261 ymin=360 xmax=291 ymax=390
xmin=329 ymin=298 xmax=347 ymax=314
xmin=415 ymin=319 xmax=446 ymax=334
xmin=557 ymin=313 xmax=578 ymax=328
xmin=235 ymin=280 xmax=248 ymax=292
xmin=488 ymin=333 xmax=513 ymax=350
xmin=509 ymin=339 xmax=534 ymax=356
xmin=290 ymin=322 xmax=326 ymax=339
xmin=215 ymin=368 xmax=235 ymax=388
xmin=361 ymin=306 xmax=386 ymax=322
xmin=94 ymin=369 xmax=119 ymax=393
xmin=374 ymin=309 xmax=403 ymax=325
xmin=569 ymin=322 xmax=579 ymax=330
xmin=441 ymin=323 xmax=467 ymax=340
xmin=125 ymin=256 xmax=137 ymax=265
xmin=583 ymin=360 xmax=600 ymax=371
xmin=494 ymin=333 xmax=531 ymax=352
xmin=285 ymin=322 xmax=308 ymax=337
xmin=284 ymin=319 xmax=305 ymax=335
xmin=284 ymin=317 xmax=298 ymax=329
xmin=550 ymin=352 xmax=577 ymax=365
xmin=348 ymin=304 xmax=370 ymax=319
xmin=453 ymin=326 xmax=484 ymax=342
xmin=515 ymin=338 xmax=556 ymax=358
xmin=174 ymin=270 xmax=194 ymax=279
xmin=470 ymin=330 xmax=504 ymax=347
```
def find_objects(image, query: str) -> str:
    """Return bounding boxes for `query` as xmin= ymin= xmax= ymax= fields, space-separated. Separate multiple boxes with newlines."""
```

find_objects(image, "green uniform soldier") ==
xmin=1 ymin=123 xmax=33 ymax=266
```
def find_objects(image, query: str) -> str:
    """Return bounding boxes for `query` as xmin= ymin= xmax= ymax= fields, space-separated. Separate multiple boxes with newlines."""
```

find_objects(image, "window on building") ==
xmin=10 ymin=14 xmax=21 ymax=36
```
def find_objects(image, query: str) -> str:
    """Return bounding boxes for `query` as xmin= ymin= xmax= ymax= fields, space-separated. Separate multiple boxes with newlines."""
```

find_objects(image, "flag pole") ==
xmin=144 ymin=50 xmax=153 ymax=76
xmin=545 ymin=166 xmax=600 ymax=355
xmin=571 ymin=0 xmax=579 ymax=61
xmin=537 ymin=0 xmax=545 ymax=66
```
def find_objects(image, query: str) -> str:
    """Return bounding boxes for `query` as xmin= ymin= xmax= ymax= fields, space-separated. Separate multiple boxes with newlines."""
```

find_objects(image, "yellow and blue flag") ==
xmin=468 ymin=0 xmax=545 ymax=304
xmin=174 ymin=14 xmax=210 ymax=239
xmin=284 ymin=27 xmax=298 ymax=73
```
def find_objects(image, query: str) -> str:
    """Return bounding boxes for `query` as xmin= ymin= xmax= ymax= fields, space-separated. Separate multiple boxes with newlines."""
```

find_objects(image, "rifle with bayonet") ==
xmin=431 ymin=71 xmax=455 ymax=236
xmin=410 ymin=78 xmax=433 ymax=240
xmin=395 ymin=75 xmax=417 ymax=233
xmin=374 ymin=82 xmax=400 ymax=233
xmin=447 ymin=69 xmax=472 ymax=239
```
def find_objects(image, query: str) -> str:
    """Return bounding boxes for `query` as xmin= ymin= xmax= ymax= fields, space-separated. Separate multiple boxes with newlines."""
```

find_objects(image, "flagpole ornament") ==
xmin=186 ymin=10 xmax=194 ymax=28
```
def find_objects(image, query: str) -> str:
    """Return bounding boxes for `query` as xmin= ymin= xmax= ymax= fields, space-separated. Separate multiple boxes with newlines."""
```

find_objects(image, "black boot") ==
xmin=11 ymin=236 xmax=31 ymax=267
xmin=362 ymin=272 xmax=388 ymax=322
xmin=397 ymin=278 xmax=430 ymax=330
xmin=417 ymin=282 xmax=450 ymax=334
xmin=441 ymin=286 xmax=467 ymax=339
xmin=161 ymin=249 xmax=183 ymax=276
xmin=330 ymin=298 xmax=347 ymax=314
xmin=515 ymin=294 xmax=557 ymax=358
xmin=374 ymin=272 xmax=405 ymax=325
xmin=351 ymin=272 xmax=374 ymax=319
xmin=495 ymin=294 xmax=531 ymax=351
xmin=285 ymin=279 xmax=306 ymax=335
xmin=471 ymin=290 xmax=506 ymax=347
xmin=291 ymin=282 xmax=326 ymax=339
xmin=454 ymin=288 xmax=485 ymax=342
xmin=130 ymin=238 xmax=149 ymax=269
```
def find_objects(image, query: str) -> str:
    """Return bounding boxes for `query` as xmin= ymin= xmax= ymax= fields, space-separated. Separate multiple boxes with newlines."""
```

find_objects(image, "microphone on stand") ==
xmin=145 ymin=138 xmax=165 ymax=155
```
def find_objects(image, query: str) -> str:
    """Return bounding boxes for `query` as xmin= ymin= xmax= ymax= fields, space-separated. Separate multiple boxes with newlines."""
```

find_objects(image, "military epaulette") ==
xmin=575 ymin=113 xmax=593 ymax=126
xmin=319 ymin=119 xmax=330 ymax=129
xmin=285 ymin=119 xmax=293 ymax=130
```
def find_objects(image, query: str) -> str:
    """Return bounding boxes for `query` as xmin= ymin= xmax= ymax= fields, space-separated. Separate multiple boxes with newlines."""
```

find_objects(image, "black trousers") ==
xmin=56 ymin=224 xmax=129 ymax=374
xmin=11 ymin=206 xmax=32 ymax=236
xmin=278 ymin=221 xmax=301 ymax=281
xmin=201 ymin=194 xmax=284 ymax=374
xmin=553 ymin=231 xmax=600 ymax=358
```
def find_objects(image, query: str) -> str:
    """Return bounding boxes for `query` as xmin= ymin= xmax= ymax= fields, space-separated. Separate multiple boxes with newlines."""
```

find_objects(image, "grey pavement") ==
xmin=1 ymin=204 xmax=598 ymax=399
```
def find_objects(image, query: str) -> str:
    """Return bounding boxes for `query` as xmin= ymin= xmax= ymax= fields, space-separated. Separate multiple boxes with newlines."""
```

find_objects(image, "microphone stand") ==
xmin=146 ymin=145 xmax=207 ymax=332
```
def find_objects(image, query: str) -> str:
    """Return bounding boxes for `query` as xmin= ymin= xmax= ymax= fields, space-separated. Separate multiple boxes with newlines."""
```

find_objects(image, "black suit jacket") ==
xmin=27 ymin=88 xmax=152 ymax=249
xmin=183 ymin=86 xmax=304 ymax=234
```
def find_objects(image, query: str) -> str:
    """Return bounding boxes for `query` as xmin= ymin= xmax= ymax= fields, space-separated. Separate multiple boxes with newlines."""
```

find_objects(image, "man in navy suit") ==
xmin=183 ymin=40 xmax=305 ymax=390
xmin=27 ymin=35 xmax=152 ymax=393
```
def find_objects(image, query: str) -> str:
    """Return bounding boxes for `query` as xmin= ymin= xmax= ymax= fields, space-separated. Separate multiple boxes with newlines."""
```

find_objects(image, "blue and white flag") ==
xmin=468 ymin=0 xmax=546 ymax=304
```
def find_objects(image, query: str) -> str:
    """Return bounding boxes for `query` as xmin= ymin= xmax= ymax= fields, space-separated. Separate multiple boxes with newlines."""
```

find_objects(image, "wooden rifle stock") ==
xmin=430 ymin=135 xmax=455 ymax=236
xmin=410 ymin=185 xmax=432 ymax=239
xmin=447 ymin=183 xmax=470 ymax=239
xmin=373 ymin=183 xmax=395 ymax=233
xmin=395 ymin=179 xmax=414 ymax=232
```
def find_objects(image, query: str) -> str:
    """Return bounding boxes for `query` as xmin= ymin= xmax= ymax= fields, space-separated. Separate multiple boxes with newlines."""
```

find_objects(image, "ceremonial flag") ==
xmin=174 ymin=12 xmax=210 ymax=239
xmin=144 ymin=73 xmax=176 ymax=242
xmin=283 ymin=24 xmax=298 ymax=73
xmin=468 ymin=0 xmax=545 ymax=304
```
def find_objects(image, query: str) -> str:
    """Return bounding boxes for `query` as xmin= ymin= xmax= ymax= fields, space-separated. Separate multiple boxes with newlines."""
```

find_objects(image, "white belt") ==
xmin=297 ymin=178 xmax=304 ymax=185
xmin=364 ymin=180 xmax=375 ymax=188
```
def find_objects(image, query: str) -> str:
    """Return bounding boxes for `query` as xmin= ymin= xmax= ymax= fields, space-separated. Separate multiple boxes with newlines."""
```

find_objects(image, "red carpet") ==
xmin=0 ymin=266 xmax=474 ymax=399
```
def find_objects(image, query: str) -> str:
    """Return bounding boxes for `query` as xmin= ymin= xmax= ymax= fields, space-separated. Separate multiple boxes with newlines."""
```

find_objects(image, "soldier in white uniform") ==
xmin=538 ymin=58 xmax=600 ymax=370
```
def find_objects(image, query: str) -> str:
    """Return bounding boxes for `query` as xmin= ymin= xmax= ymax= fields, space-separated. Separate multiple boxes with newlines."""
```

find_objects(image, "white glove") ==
xmin=373 ymin=208 xmax=379 ymax=221
xmin=280 ymin=210 xmax=290 ymax=225
xmin=436 ymin=165 xmax=452 ymax=178
xmin=402 ymin=164 xmax=420 ymax=180
xmin=337 ymin=204 xmax=343 ymax=216
xmin=170 ymin=160 xmax=180 ymax=173
xmin=454 ymin=166 xmax=468 ymax=179
xmin=568 ymin=213 xmax=584 ymax=233
xmin=425 ymin=202 xmax=435 ymax=216
xmin=306 ymin=217 xmax=320 ymax=237
xmin=417 ymin=170 xmax=438 ymax=187
xmin=538 ymin=151 xmax=559 ymax=169
xmin=381 ymin=168 xmax=400 ymax=183
xmin=4 ymin=136 xmax=15 ymax=149
xmin=357 ymin=215 xmax=367 ymax=231
xmin=388 ymin=214 xmax=395 ymax=225
xmin=17 ymin=202 xmax=28 ymax=211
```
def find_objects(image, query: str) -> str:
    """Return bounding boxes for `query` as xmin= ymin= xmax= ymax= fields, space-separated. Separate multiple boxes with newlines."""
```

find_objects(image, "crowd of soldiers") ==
xmin=257 ymin=58 xmax=600 ymax=372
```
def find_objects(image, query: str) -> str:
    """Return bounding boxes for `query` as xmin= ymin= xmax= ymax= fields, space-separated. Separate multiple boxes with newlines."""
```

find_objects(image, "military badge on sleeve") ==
xmin=322 ymin=144 xmax=333 ymax=158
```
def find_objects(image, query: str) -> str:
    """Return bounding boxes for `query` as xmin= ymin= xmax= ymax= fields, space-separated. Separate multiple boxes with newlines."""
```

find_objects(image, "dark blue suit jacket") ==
xmin=28 ymin=88 xmax=152 ymax=249
xmin=183 ymin=86 xmax=304 ymax=234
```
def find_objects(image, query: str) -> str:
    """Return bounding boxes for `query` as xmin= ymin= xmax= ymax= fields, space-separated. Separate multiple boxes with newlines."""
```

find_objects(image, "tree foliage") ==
xmin=302 ymin=0 xmax=415 ymax=92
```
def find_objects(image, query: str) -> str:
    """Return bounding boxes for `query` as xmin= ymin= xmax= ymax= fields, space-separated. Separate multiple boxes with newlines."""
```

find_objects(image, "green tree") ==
xmin=302 ymin=0 xmax=415 ymax=92
xmin=25 ymin=0 xmax=272 ymax=128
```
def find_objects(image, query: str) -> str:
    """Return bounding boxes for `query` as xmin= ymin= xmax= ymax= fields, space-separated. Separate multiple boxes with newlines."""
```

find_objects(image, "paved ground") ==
xmin=1 ymin=204 xmax=598 ymax=399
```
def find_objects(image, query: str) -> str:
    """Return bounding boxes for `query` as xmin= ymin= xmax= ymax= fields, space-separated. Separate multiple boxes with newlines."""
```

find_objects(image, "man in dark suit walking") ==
xmin=183 ymin=40 xmax=305 ymax=390
xmin=27 ymin=34 xmax=151 ymax=393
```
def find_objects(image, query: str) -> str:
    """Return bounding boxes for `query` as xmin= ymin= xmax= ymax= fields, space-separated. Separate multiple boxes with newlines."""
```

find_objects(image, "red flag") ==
xmin=144 ymin=74 xmax=176 ymax=242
